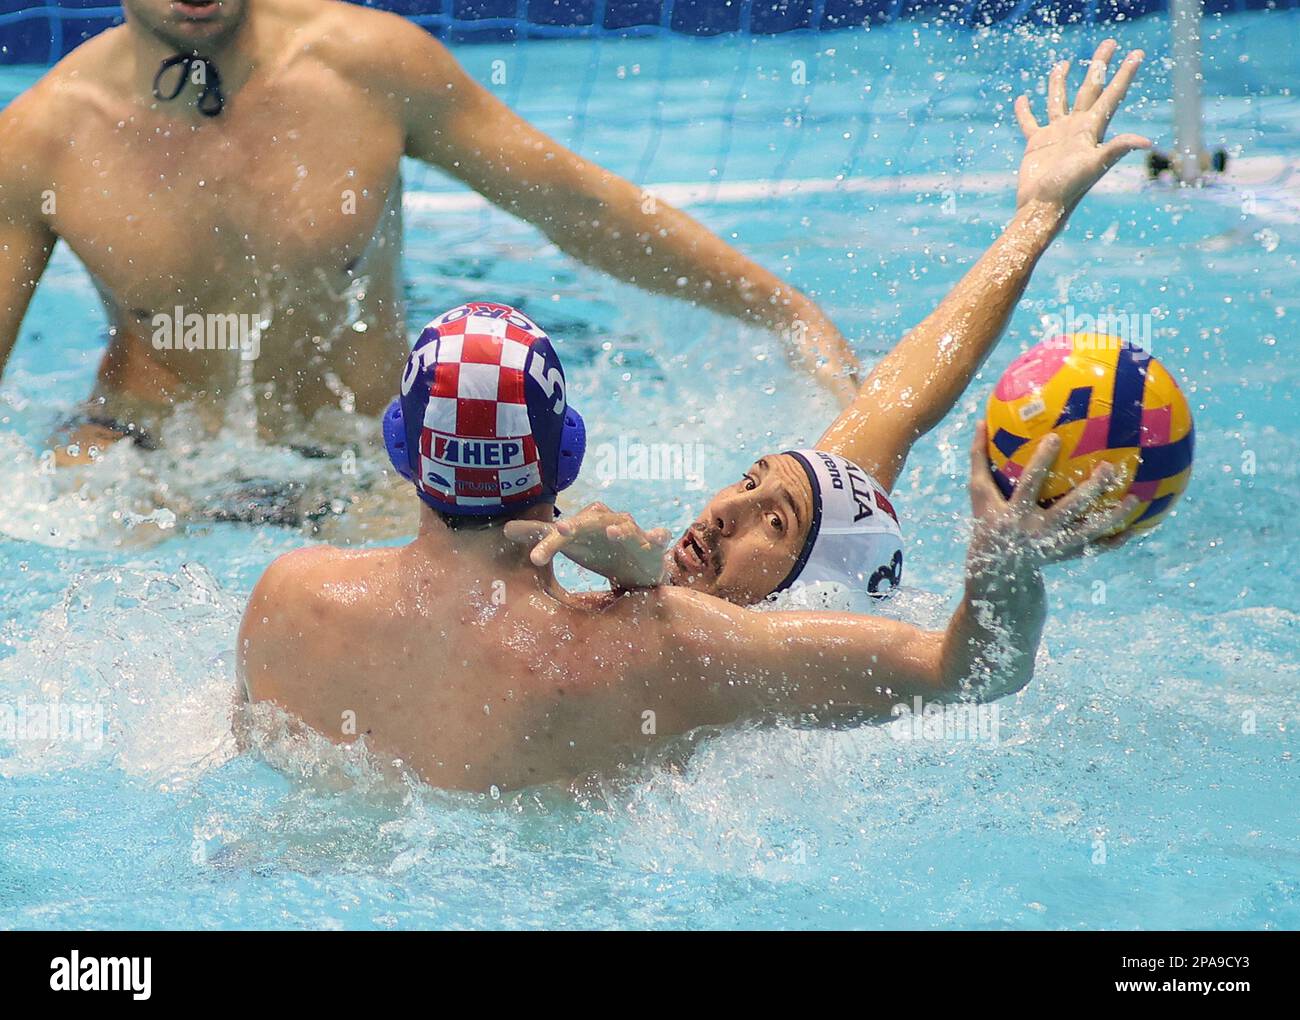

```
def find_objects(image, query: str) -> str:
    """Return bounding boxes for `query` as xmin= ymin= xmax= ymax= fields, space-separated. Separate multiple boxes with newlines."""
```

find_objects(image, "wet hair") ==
xmin=433 ymin=501 xmax=558 ymax=530
xmin=434 ymin=510 xmax=507 ymax=530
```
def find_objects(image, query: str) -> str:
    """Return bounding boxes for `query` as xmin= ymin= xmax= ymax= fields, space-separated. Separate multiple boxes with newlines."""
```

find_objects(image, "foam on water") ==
xmin=1 ymin=554 xmax=1294 ymax=929
xmin=0 ymin=564 xmax=238 ymax=784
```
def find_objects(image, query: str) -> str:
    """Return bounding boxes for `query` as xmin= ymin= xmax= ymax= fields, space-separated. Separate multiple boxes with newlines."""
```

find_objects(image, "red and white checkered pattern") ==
xmin=415 ymin=308 xmax=544 ymax=508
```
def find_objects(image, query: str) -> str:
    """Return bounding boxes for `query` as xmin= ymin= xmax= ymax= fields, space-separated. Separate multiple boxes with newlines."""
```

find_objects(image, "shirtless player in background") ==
xmin=0 ymin=0 xmax=856 ymax=464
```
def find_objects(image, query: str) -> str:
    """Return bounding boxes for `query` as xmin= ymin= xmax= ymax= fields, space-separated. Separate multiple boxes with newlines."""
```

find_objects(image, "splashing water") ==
xmin=2 ymin=15 xmax=1299 ymax=928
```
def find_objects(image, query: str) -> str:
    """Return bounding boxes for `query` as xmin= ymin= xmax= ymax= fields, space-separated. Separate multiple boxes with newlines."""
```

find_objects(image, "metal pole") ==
xmin=1171 ymin=0 xmax=1205 ymax=183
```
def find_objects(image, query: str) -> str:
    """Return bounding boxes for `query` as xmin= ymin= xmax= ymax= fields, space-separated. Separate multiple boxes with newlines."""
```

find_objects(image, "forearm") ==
xmin=873 ymin=199 xmax=1063 ymax=427
xmin=0 ymin=318 xmax=17 ymax=378
xmin=0 ymin=273 xmax=42 ymax=380
xmin=818 ymin=199 xmax=1065 ymax=482
xmin=0 ymin=226 xmax=56 ymax=379
xmin=937 ymin=549 xmax=1047 ymax=703
xmin=536 ymin=176 xmax=859 ymax=401
xmin=409 ymin=43 xmax=859 ymax=403
xmin=0 ymin=107 xmax=54 ymax=378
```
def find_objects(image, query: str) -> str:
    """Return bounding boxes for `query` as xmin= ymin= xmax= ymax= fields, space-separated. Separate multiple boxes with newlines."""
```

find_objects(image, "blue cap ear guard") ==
xmin=555 ymin=406 xmax=586 ymax=492
xmin=383 ymin=397 xmax=415 ymax=481
xmin=385 ymin=396 xmax=586 ymax=496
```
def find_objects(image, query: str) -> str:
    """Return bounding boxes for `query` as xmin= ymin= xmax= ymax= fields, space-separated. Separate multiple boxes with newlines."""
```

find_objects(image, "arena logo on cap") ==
xmin=813 ymin=450 xmax=878 ymax=523
xmin=431 ymin=432 xmax=527 ymax=469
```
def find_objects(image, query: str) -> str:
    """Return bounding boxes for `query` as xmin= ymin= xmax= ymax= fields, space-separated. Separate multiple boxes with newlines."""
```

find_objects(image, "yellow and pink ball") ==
xmin=986 ymin=334 xmax=1194 ymax=533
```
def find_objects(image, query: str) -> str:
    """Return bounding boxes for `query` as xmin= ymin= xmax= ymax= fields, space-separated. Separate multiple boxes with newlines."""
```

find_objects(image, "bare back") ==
xmin=238 ymin=528 xmax=680 ymax=790
xmin=237 ymin=506 xmax=966 ymax=791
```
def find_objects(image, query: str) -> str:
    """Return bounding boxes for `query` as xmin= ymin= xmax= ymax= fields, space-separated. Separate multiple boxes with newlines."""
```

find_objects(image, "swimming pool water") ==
xmin=1 ymin=12 xmax=1297 ymax=929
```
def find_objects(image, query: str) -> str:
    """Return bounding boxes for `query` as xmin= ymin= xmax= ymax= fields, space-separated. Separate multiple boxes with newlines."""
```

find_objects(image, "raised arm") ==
xmin=0 ymin=95 xmax=57 ymax=379
xmin=641 ymin=425 xmax=1134 ymax=731
xmin=370 ymin=16 xmax=858 ymax=405
xmin=817 ymin=40 xmax=1150 ymax=489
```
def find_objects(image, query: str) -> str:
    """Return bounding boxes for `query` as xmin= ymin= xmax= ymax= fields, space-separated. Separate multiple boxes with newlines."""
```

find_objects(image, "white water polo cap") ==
xmin=774 ymin=449 xmax=904 ymax=598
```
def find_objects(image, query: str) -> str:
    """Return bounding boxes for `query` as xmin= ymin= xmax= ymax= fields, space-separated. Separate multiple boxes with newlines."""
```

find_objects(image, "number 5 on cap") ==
xmin=528 ymin=351 xmax=566 ymax=414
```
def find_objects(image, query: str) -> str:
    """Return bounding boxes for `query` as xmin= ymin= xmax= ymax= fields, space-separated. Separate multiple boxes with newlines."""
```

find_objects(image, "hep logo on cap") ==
xmin=384 ymin=302 xmax=586 ymax=516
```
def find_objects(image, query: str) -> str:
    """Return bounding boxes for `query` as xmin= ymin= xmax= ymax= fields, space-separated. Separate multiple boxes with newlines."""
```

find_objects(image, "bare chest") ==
xmin=46 ymin=80 xmax=405 ymax=312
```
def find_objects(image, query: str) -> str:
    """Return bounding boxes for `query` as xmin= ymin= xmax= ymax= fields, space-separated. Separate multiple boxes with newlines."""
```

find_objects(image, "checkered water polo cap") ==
xmin=384 ymin=302 xmax=586 ymax=516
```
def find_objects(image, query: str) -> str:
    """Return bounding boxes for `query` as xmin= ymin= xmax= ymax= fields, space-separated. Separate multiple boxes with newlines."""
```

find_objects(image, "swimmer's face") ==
xmin=666 ymin=454 xmax=814 ymax=605
xmin=124 ymin=0 xmax=247 ymax=49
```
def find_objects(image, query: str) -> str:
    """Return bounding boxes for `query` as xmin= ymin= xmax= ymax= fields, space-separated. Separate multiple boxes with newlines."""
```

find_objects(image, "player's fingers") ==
xmin=1095 ymin=529 xmax=1133 ymax=552
xmin=645 ymin=527 xmax=673 ymax=547
xmin=1048 ymin=490 xmax=1132 ymax=560
xmin=1012 ymin=434 xmax=1061 ymax=509
xmin=1074 ymin=38 xmax=1117 ymax=111
xmin=1052 ymin=461 xmax=1116 ymax=519
xmin=503 ymin=521 xmax=564 ymax=566
xmin=1014 ymin=95 xmax=1040 ymax=139
xmin=1079 ymin=495 xmax=1140 ymax=543
xmin=1094 ymin=49 xmax=1144 ymax=131
xmin=1099 ymin=133 xmax=1153 ymax=171
xmin=606 ymin=522 xmax=637 ymax=543
xmin=503 ymin=520 xmax=551 ymax=545
xmin=969 ymin=421 xmax=992 ymax=482
xmin=969 ymin=421 xmax=988 ymax=472
xmin=1048 ymin=60 xmax=1070 ymax=120
xmin=529 ymin=528 xmax=573 ymax=566
xmin=969 ymin=422 xmax=1003 ymax=505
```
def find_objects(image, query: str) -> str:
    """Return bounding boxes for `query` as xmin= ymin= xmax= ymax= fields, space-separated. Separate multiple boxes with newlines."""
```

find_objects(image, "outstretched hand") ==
xmin=504 ymin=502 xmax=671 ymax=591
xmin=1014 ymin=39 xmax=1151 ymax=215
xmin=967 ymin=422 xmax=1138 ymax=572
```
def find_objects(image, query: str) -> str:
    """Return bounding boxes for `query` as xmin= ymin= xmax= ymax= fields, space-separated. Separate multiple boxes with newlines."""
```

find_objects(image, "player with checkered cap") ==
xmin=383 ymin=302 xmax=586 ymax=517
xmin=241 ymin=42 xmax=1154 ymax=792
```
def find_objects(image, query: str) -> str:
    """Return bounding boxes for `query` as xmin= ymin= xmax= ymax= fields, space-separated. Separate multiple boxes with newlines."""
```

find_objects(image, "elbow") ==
xmin=934 ymin=626 xmax=1036 ymax=705
xmin=922 ymin=629 xmax=968 ymax=700
xmin=956 ymin=653 xmax=1037 ymax=707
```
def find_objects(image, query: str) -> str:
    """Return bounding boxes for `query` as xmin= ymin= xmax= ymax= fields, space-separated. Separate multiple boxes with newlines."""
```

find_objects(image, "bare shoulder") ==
xmin=604 ymin=584 xmax=759 ymax=664
xmin=292 ymin=0 xmax=457 ymax=87
xmin=241 ymin=545 xmax=332 ymax=640
xmin=0 ymin=93 xmax=48 ymax=193
xmin=238 ymin=543 xmax=394 ymax=695
xmin=253 ymin=541 xmax=340 ymax=590
xmin=649 ymin=584 xmax=754 ymax=629
xmin=584 ymin=584 xmax=783 ymax=734
xmin=240 ymin=544 xmax=367 ymax=644
xmin=242 ymin=543 xmax=388 ymax=621
xmin=0 ymin=45 xmax=92 ymax=163
xmin=0 ymin=31 xmax=121 ymax=172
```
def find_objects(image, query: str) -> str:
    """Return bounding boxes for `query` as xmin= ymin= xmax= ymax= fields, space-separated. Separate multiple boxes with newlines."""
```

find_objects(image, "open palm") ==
xmin=1015 ymin=39 xmax=1152 ymax=214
